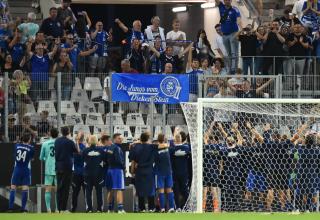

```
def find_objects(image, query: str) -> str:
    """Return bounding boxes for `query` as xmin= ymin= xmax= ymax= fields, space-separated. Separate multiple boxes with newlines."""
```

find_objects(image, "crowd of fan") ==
xmin=0 ymin=0 xmax=320 ymax=141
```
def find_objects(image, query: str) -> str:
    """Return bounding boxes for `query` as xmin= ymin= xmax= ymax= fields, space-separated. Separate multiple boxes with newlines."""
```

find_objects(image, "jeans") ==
xmin=62 ymin=85 xmax=72 ymax=101
xmin=30 ymin=81 xmax=50 ymax=101
xmin=242 ymin=57 xmax=254 ymax=75
xmin=222 ymin=33 xmax=239 ymax=74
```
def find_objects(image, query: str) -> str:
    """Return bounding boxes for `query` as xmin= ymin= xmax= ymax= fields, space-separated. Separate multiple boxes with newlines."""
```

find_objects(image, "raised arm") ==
xmin=83 ymin=11 xmax=92 ymax=29
xmin=178 ymin=42 xmax=193 ymax=59
xmin=256 ymin=78 xmax=273 ymax=94
xmin=217 ymin=122 xmax=228 ymax=139
xmin=291 ymin=123 xmax=309 ymax=143
xmin=148 ymin=44 xmax=161 ymax=58
xmin=232 ymin=123 xmax=243 ymax=146
xmin=246 ymin=121 xmax=264 ymax=143
xmin=79 ymin=45 xmax=98 ymax=57
xmin=115 ymin=18 xmax=129 ymax=33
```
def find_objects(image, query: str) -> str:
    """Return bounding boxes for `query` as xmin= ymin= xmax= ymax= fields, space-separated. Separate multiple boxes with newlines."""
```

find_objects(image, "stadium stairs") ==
xmin=7 ymin=0 xmax=43 ymax=24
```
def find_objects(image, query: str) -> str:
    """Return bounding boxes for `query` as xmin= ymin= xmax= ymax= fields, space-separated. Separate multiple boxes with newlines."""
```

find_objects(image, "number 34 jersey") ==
xmin=14 ymin=143 xmax=35 ymax=171
xmin=39 ymin=139 xmax=56 ymax=175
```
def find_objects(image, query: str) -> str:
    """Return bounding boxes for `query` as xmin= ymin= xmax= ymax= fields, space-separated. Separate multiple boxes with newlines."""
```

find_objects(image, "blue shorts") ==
xmin=246 ymin=170 xmax=267 ymax=192
xmin=11 ymin=168 xmax=31 ymax=186
xmin=105 ymin=169 xmax=125 ymax=190
xmin=155 ymin=174 xmax=173 ymax=189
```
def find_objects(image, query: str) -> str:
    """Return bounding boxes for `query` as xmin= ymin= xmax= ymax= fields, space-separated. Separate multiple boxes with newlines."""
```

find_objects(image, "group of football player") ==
xmin=202 ymin=119 xmax=320 ymax=213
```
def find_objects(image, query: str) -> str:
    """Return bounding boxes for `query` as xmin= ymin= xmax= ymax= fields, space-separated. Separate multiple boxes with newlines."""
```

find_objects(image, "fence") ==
xmin=1 ymin=56 xmax=320 ymax=143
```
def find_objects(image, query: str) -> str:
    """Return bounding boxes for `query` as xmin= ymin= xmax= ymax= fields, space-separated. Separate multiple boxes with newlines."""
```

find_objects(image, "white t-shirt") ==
xmin=166 ymin=30 xmax=187 ymax=56
xmin=213 ymin=34 xmax=228 ymax=57
xmin=102 ymin=76 xmax=110 ymax=101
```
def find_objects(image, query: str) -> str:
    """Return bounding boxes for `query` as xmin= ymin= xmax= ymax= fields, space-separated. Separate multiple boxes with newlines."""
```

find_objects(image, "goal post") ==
xmin=181 ymin=98 xmax=320 ymax=213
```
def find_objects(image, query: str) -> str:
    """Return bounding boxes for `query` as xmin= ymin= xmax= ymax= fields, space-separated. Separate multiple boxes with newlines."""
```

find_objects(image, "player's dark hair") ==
xmin=180 ymin=131 xmax=187 ymax=143
xmin=158 ymin=134 xmax=165 ymax=144
xmin=21 ymin=133 xmax=31 ymax=143
xmin=215 ymin=24 xmax=221 ymax=29
xmin=305 ymin=135 xmax=315 ymax=146
xmin=50 ymin=128 xmax=59 ymax=138
xmin=49 ymin=7 xmax=57 ymax=12
xmin=61 ymin=126 xmax=70 ymax=136
xmin=140 ymin=132 xmax=150 ymax=143
xmin=113 ymin=133 xmax=121 ymax=140
xmin=101 ymin=135 xmax=110 ymax=144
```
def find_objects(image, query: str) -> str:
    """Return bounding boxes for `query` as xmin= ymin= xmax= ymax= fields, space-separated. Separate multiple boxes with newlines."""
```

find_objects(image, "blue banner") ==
xmin=111 ymin=73 xmax=189 ymax=104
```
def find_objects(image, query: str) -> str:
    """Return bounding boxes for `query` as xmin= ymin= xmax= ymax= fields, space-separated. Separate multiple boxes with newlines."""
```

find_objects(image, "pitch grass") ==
xmin=0 ymin=213 xmax=320 ymax=220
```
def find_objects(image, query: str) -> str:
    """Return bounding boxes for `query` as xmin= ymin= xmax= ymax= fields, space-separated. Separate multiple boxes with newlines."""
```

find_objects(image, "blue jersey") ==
xmin=13 ymin=143 xmax=35 ymax=170
xmin=203 ymin=143 xmax=223 ymax=176
xmin=129 ymin=143 xmax=157 ymax=174
xmin=10 ymin=43 xmax=25 ymax=65
xmin=92 ymin=31 xmax=108 ymax=57
xmin=155 ymin=146 xmax=172 ymax=176
xmin=170 ymin=143 xmax=190 ymax=176
xmin=73 ymin=143 xmax=86 ymax=175
xmin=61 ymin=43 xmax=80 ymax=72
xmin=31 ymin=54 xmax=50 ymax=81
xmin=222 ymin=145 xmax=243 ymax=179
xmin=187 ymin=69 xmax=203 ymax=95
xmin=82 ymin=145 xmax=106 ymax=177
xmin=218 ymin=2 xmax=241 ymax=34
xmin=296 ymin=144 xmax=320 ymax=193
xmin=106 ymin=144 xmax=125 ymax=169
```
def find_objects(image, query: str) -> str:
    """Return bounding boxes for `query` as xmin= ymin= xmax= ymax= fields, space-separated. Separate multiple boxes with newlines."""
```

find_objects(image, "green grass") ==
xmin=0 ymin=213 xmax=320 ymax=220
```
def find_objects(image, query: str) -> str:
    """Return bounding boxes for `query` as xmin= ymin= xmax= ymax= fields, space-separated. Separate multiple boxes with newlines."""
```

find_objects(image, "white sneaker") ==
xmin=168 ymin=208 xmax=175 ymax=213
xmin=118 ymin=210 xmax=126 ymax=214
xmin=160 ymin=209 xmax=165 ymax=213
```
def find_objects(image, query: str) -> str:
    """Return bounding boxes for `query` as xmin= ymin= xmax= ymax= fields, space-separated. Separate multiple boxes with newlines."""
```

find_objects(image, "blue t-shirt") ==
xmin=218 ymin=2 xmax=241 ymax=34
xmin=10 ymin=43 xmax=25 ymax=65
xmin=129 ymin=143 xmax=157 ymax=174
xmin=155 ymin=147 xmax=172 ymax=176
xmin=73 ymin=143 xmax=86 ymax=175
xmin=187 ymin=69 xmax=203 ymax=95
xmin=14 ymin=143 xmax=35 ymax=170
xmin=0 ymin=28 xmax=9 ymax=51
xmin=31 ymin=54 xmax=50 ymax=81
xmin=106 ymin=144 xmax=125 ymax=169
xmin=61 ymin=43 xmax=80 ymax=72
xmin=92 ymin=31 xmax=108 ymax=57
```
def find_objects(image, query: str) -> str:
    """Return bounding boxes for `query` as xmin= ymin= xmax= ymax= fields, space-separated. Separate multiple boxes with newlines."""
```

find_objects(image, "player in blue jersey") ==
xmin=218 ymin=122 xmax=244 ymax=212
xmin=244 ymin=122 xmax=268 ymax=211
xmin=155 ymin=134 xmax=175 ymax=213
xmin=170 ymin=131 xmax=191 ymax=211
xmin=71 ymin=132 xmax=86 ymax=212
xmin=82 ymin=135 xmax=107 ymax=213
xmin=99 ymin=134 xmax=113 ymax=212
xmin=202 ymin=134 xmax=223 ymax=212
xmin=129 ymin=132 xmax=158 ymax=212
xmin=105 ymin=133 xmax=125 ymax=213
xmin=8 ymin=133 xmax=34 ymax=212
xmin=295 ymin=131 xmax=320 ymax=212
xmin=39 ymin=128 xmax=59 ymax=213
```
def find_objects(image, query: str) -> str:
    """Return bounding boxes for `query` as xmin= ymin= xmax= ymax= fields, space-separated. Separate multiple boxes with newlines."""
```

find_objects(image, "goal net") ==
xmin=181 ymin=98 xmax=320 ymax=213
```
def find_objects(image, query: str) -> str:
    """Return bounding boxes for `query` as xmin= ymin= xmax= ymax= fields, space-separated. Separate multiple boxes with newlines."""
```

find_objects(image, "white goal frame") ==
xmin=193 ymin=98 xmax=320 ymax=213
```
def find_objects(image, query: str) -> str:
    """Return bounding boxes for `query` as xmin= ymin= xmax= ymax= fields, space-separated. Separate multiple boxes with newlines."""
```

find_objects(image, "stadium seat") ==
xmin=91 ymin=90 xmax=103 ymax=101
xmin=71 ymin=89 xmax=89 ymax=102
xmin=50 ymin=90 xmax=57 ymax=101
xmin=64 ymin=113 xmax=84 ymax=126
xmin=78 ymin=101 xmax=96 ymax=114
xmin=167 ymin=114 xmax=185 ymax=126
xmin=73 ymin=77 xmax=82 ymax=89
xmin=49 ymin=77 xmax=55 ymax=90
xmin=26 ymin=103 xmax=36 ymax=114
xmin=86 ymin=113 xmax=104 ymax=125
xmin=146 ymin=114 xmax=163 ymax=126
xmin=37 ymin=101 xmax=57 ymax=115
xmin=61 ymin=101 xmax=76 ymax=115
xmin=134 ymin=125 xmax=151 ymax=139
xmin=84 ymin=77 xmax=102 ymax=91
xmin=97 ymin=102 xmax=105 ymax=114
xmin=105 ymin=113 xmax=124 ymax=125
xmin=73 ymin=124 xmax=91 ymax=138
xmin=154 ymin=125 xmax=173 ymax=140
xmin=126 ymin=113 xmax=145 ymax=126
xmin=114 ymin=125 xmax=133 ymax=143
xmin=93 ymin=125 xmax=112 ymax=138
xmin=139 ymin=103 xmax=157 ymax=114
